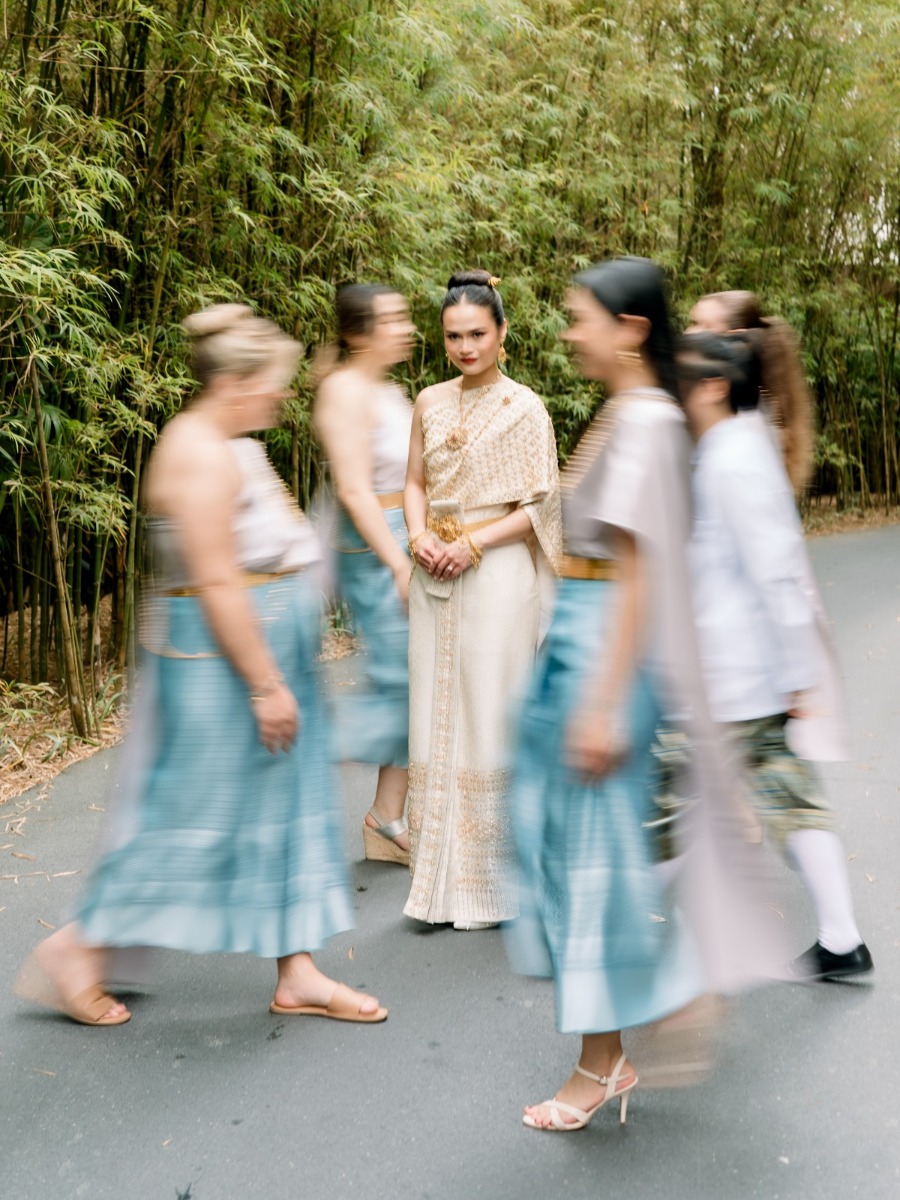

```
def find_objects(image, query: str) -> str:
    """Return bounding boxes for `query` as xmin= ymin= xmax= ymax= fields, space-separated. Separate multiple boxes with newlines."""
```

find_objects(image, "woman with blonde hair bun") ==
xmin=15 ymin=303 xmax=388 ymax=1027
xmin=688 ymin=290 xmax=816 ymax=496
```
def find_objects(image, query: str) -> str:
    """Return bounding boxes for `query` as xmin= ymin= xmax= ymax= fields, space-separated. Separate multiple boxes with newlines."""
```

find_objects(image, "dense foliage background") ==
xmin=1 ymin=0 xmax=898 ymax=728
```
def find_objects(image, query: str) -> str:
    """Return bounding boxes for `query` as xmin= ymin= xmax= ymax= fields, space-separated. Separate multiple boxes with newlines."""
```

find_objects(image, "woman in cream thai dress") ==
xmin=315 ymin=284 xmax=416 ymax=866
xmin=403 ymin=270 xmax=561 ymax=929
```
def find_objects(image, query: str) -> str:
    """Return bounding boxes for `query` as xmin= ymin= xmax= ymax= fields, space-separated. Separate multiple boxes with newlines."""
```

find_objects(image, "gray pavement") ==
xmin=2 ymin=527 xmax=899 ymax=1200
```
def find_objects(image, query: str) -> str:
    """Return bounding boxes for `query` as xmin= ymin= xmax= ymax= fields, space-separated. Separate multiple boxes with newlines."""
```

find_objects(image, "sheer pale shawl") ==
xmin=572 ymin=392 xmax=789 ymax=993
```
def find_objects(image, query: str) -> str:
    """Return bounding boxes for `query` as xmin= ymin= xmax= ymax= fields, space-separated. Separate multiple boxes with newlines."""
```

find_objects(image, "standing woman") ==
xmin=403 ymin=270 xmax=562 ymax=930
xmin=508 ymin=259 xmax=777 ymax=1131
xmin=314 ymin=285 xmax=416 ymax=866
xmin=15 ymin=304 xmax=386 ymax=1026
xmin=688 ymin=290 xmax=815 ymax=496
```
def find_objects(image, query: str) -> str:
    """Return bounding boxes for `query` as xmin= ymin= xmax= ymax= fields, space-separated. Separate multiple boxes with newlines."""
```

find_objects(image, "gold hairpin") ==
xmin=488 ymin=276 xmax=502 ymax=288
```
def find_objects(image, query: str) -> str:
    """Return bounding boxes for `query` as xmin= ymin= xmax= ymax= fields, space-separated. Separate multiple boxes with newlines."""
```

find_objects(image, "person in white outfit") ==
xmin=675 ymin=331 xmax=872 ymax=981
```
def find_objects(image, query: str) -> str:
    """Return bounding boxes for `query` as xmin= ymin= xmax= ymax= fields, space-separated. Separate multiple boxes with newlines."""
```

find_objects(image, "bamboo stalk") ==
xmin=28 ymin=359 xmax=91 ymax=737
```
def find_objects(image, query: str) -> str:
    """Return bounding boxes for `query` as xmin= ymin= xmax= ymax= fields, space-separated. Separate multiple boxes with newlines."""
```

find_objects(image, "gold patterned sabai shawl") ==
xmin=421 ymin=378 xmax=562 ymax=569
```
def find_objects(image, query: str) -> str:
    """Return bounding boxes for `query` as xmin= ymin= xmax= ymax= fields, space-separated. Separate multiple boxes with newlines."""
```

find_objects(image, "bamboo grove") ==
xmin=1 ymin=0 xmax=898 ymax=733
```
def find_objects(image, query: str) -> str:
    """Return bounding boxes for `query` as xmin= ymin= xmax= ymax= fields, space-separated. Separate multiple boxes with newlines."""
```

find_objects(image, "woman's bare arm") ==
xmin=315 ymin=372 xmax=410 ymax=582
xmin=146 ymin=421 xmax=297 ymax=751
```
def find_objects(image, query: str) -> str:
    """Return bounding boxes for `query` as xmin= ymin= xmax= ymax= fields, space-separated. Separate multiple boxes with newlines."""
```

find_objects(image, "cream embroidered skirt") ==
xmin=404 ymin=505 xmax=540 ymax=924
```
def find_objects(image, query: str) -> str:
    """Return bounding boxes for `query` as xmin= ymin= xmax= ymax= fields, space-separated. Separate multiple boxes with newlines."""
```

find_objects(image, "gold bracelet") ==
xmin=461 ymin=533 xmax=482 ymax=570
xmin=250 ymin=675 xmax=284 ymax=702
xmin=408 ymin=530 xmax=427 ymax=562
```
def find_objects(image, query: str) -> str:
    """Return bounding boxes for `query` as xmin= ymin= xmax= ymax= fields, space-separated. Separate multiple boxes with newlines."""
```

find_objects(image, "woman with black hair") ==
xmin=403 ymin=270 xmax=562 ymax=929
xmin=314 ymin=284 xmax=416 ymax=866
xmin=678 ymin=331 xmax=871 ymax=983
xmin=688 ymin=290 xmax=815 ymax=496
xmin=508 ymin=259 xmax=780 ymax=1131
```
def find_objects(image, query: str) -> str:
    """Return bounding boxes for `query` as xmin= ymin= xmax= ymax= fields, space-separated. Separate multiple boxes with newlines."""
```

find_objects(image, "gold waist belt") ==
xmin=426 ymin=511 xmax=505 ymax=543
xmin=558 ymin=554 xmax=617 ymax=581
xmin=377 ymin=491 xmax=404 ymax=510
xmin=165 ymin=568 xmax=302 ymax=597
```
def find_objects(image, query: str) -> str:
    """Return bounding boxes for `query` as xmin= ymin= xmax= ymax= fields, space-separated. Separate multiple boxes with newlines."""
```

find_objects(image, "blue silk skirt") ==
xmin=506 ymin=578 xmax=700 ymax=1033
xmin=77 ymin=573 xmax=353 ymax=958
xmin=332 ymin=505 xmax=409 ymax=767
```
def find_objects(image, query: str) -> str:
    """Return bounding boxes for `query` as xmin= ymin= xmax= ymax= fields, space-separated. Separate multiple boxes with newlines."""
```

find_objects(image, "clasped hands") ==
xmin=413 ymin=532 xmax=475 ymax=582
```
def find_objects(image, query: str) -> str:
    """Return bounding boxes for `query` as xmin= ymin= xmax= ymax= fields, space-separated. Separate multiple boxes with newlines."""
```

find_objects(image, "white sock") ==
xmin=786 ymin=829 xmax=862 ymax=954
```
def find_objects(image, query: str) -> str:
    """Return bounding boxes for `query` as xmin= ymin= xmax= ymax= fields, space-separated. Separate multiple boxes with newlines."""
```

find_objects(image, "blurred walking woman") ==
xmin=403 ymin=270 xmax=562 ymax=929
xmin=15 ymin=304 xmax=386 ymax=1026
xmin=688 ymin=290 xmax=815 ymax=496
xmin=314 ymin=285 xmax=415 ymax=866
xmin=508 ymin=259 xmax=776 ymax=1131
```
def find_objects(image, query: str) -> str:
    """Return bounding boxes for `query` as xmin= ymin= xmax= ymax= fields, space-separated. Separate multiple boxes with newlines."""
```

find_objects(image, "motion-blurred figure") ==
xmin=314 ymin=284 xmax=416 ymax=866
xmin=678 ymin=331 xmax=872 ymax=981
xmin=403 ymin=270 xmax=561 ymax=930
xmin=507 ymin=259 xmax=781 ymax=1133
xmin=689 ymin=290 xmax=815 ymax=497
xmin=15 ymin=304 xmax=387 ymax=1026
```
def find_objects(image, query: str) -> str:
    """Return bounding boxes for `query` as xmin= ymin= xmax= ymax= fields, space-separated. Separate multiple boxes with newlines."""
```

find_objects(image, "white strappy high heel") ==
xmin=362 ymin=806 xmax=409 ymax=866
xmin=523 ymin=1052 xmax=637 ymax=1132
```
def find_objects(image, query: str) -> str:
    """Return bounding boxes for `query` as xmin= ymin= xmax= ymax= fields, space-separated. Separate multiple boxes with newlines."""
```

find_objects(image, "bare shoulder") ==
xmin=316 ymin=366 xmax=370 ymax=415
xmin=145 ymin=413 xmax=238 ymax=514
xmin=414 ymin=379 xmax=457 ymax=413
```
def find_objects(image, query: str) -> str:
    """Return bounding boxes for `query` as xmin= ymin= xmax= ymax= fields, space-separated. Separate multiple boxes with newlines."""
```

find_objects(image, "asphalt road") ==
xmin=2 ymin=527 xmax=899 ymax=1200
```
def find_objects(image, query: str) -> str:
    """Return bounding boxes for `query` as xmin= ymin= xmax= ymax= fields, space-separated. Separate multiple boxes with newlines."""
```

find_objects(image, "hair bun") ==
xmin=446 ymin=269 xmax=496 ymax=290
xmin=182 ymin=303 xmax=254 ymax=339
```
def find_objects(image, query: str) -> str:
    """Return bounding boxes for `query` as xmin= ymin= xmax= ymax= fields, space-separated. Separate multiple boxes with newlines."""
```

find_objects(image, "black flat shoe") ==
xmin=791 ymin=941 xmax=874 ymax=981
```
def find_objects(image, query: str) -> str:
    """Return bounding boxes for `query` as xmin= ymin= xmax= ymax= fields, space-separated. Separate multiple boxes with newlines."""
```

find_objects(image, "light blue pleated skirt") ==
xmin=506 ymin=579 xmax=700 ymax=1033
xmin=333 ymin=505 xmax=409 ymax=767
xmin=77 ymin=574 xmax=353 ymax=959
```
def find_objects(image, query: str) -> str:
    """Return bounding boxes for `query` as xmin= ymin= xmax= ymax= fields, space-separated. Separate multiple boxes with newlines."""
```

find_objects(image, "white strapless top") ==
xmin=370 ymin=384 xmax=413 ymax=494
xmin=230 ymin=438 xmax=320 ymax=571
xmin=150 ymin=438 xmax=320 ymax=588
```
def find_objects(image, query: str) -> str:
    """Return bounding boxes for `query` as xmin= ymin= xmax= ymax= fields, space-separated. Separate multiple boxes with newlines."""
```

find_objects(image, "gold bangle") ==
xmin=408 ymin=530 xmax=427 ymax=562
xmin=461 ymin=533 xmax=482 ymax=570
xmin=250 ymin=675 xmax=284 ymax=702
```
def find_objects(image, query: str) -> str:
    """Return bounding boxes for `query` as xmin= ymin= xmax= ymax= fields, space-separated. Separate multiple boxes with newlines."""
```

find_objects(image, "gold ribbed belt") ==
xmin=426 ymin=511 xmax=504 ymax=543
xmin=558 ymin=554 xmax=617 ymax=581
xmin=165 ymin=568 xmax=302 ymax=597
xmin=377 ymin=491 xmax=404 ymax=510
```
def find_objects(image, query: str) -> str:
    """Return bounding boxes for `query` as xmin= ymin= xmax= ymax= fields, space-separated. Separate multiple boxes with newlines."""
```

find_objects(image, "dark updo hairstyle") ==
xmin=440 ymin=269 xmax=505 ymax=328
xmin=703 ymin=290 xmax=814 ymax=494
xmin=573 ymin=256 xmax=678 ymax=398
xmin=677 ymin=331 xmax=762 ymax=414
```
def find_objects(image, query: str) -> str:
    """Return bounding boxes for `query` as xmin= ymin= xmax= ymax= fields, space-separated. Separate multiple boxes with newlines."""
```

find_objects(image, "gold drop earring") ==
xmin=498 ymin=344 xmax=508 ymax=366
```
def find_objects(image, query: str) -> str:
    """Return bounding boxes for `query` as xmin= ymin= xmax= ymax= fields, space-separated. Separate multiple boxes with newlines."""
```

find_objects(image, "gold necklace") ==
xmin=561 ymin=387 xmax=676 ymax=494
xmin=559 ymin=393 xmax=626 ymax=494
xmin=445 ymin=376 xmax=504 ymax=451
